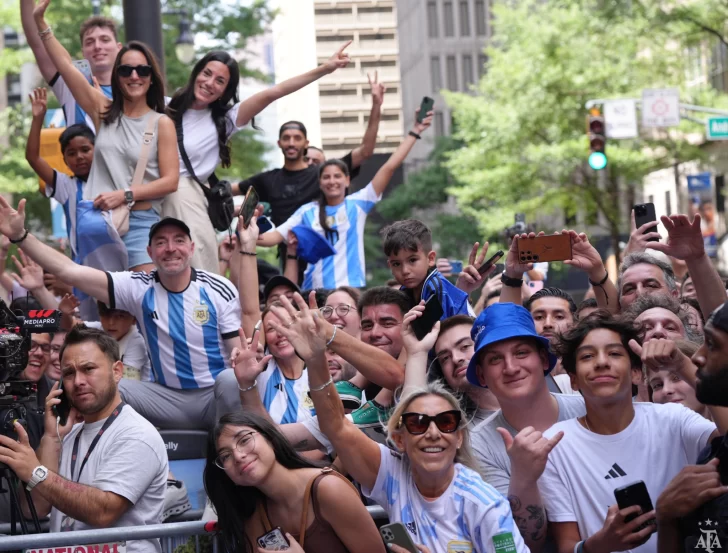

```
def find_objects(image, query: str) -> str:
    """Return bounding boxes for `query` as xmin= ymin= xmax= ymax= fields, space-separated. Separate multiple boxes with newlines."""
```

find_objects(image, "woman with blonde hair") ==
xmin=266 ymin=292 xmax=528 ymax=553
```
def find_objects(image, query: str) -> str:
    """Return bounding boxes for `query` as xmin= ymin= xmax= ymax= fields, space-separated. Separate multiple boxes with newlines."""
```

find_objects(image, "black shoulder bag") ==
xmin=175 ymin=118 xmax=235 ymax=232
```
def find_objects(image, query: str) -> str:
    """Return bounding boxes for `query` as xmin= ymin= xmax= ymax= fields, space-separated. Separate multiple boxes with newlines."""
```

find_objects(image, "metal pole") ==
xmin=122 ymin=0 xmax=165 ymax=76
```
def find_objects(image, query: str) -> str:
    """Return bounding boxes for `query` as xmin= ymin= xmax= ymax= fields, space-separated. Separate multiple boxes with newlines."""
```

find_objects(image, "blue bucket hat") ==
xmin=291 ymin=226 xmax=337 ymax=264
xmin=466 ymin=303 xmax=558 ymax=388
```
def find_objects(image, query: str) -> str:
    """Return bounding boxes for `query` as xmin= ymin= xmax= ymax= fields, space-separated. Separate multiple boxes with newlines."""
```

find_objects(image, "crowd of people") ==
xmin=1 ymin=2 xmax=728 ymax=552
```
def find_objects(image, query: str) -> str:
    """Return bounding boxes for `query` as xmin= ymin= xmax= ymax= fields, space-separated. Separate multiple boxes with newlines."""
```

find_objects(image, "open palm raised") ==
xmin=0 ymin=197 xmax=28 ymax=241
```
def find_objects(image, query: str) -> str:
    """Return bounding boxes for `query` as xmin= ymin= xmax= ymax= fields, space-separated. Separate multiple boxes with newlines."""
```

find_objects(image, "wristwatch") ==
xmin=124 ymin=188 xmax=135 ymax=205
xmin=26 ymin=465 xmax=49 ymax=491
xmin=501 ymin=273 xmax=524 ymax=288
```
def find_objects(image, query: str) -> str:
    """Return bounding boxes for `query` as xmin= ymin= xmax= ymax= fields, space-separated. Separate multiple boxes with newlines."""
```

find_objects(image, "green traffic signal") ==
xmin=588 ymin=151 xmax=608 ymax=170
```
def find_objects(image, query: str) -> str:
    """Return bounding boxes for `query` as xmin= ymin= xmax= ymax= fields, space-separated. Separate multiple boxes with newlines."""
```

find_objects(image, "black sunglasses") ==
xmin=399 ymin=410 xmax=462 ymax=435
xmin=118 ymin=64 xmax=152 ymax=78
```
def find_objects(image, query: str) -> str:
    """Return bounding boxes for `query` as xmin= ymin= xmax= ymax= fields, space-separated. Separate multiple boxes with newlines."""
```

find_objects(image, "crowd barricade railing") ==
xmin=0 ymin=506 xmax=389 ymax=552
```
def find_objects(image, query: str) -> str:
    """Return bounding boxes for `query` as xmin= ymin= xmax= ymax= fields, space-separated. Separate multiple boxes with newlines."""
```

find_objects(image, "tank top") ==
xmin=86 ymin=110 xmax=164 ymax=212
xmin=259 ymin=470 xmax=352 ymax=553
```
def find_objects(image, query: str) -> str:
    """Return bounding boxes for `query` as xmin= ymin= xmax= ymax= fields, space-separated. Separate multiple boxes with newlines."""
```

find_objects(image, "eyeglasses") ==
xmin=399 ymin=410 xmax=462 ymax=435
xmin=118 ymin=64 xmax=152 ymax=78
xmin=50 ymin=345 xmax=62 ymax=355
xmin=214 ymin=431 xmax=256 ymax=469
xmin=320 ymin=304 xmax=355 ymax=319
xmin=30 ymin=342 xmax=51 ymax=354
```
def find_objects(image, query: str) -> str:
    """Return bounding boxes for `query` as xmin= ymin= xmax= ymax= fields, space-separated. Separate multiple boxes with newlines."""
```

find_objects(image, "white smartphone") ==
xmin=73 ymin=59 xmax=93 ymax=84
xmin=257 ymin=527 xmax=289 ymax=550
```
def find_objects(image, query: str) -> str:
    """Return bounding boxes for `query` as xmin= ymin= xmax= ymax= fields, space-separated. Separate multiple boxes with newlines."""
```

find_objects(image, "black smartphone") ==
xmin=256 ymin=527 xmax=289 ymax=550
xmin=52 ymin=379 xmax=71 ymax=426
xmin=238 ymin=187 xmax=260 ymax=229
xmin=614 ymin=480 xmax=656 ymax=526
xmin=478 ymin=250 xmax=505 ymax=276
xmin=633 ymin=203 xmax=658 ymax=242
xmin=411 ymin=294 xmax=444 ymax=341
xmin=257 ymin=215 xmax=274 ymax=234
xmin=417 ymin=96 xmax=435 ymax=123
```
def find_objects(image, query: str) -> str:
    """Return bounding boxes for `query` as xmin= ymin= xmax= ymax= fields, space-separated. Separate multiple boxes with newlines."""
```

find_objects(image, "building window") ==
xmin=322 ymin=116 xmax=359 ymax=123
xmin=320 ymin=88 xmax=357 ymax=96
xmin=7 ymin=73 xmax=21 ymax=106
xmin=431 ymin=56 xmax=442 ymax=92
xmin=444 ymin=1 xmax=455 ymax=37
xmin=427 ymin=1 xmax=438 ymax=38
xmin=478 ymin=54 xmax=488 ymax=78
xmin=462 ymin=54 xmax=474 ymax=88
xmin=361 ymin=60 xmax=397 ymax=69
xmin=360 ymin=33 xmax=395 ymax=43
xmin=3 ymin=29 xmax=20 ymax=48
xmin=317 ymin=34 xmax=355 ymax=42
xmin=435 ymin=112 xmax=445 ymax=136
xmin=475 ymin=0 xmax=487 ymax=36
xmin=358 ymin=6 xmax=393 ymax=14
xmin=459 ymin=1 xmax=471 ymax=36
xmin=446 ymin=55 xmax=458 ymax=90
xmin=314 ymin=7 xmax=351 ymax=15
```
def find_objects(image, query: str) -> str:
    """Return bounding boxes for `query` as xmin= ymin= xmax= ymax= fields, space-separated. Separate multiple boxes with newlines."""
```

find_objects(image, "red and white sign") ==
xmin=642 ymin=88 xmax=680 ymax=128
xmin=24 ymin=542 xmax=126 ymax=553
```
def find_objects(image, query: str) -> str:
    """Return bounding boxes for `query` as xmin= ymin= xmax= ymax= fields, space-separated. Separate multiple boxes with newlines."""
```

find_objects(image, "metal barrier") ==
xmin=0 ymin=506 xmax=389 ymax=552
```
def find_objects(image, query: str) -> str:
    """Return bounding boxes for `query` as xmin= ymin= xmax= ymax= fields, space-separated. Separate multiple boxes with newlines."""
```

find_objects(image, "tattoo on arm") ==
xmin=508 ymin=495 xmax=547 ymax=543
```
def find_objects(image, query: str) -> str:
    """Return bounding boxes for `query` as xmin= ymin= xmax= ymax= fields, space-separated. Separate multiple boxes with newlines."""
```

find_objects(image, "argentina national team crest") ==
xmin=193 ymin=302 xmax=210 ymax=325
xmin=690 ymin=519 xmax=723 ymax=553
xmin=447 ymin=540 xmax=473 ymax=553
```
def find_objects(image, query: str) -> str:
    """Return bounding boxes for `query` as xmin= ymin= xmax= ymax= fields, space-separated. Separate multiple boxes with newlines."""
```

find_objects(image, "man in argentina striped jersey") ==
xmin=0 ymin=199 xmax=243 ymax=430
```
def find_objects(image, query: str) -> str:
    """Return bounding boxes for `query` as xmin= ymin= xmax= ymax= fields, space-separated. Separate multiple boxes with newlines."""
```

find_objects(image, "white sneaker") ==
xmin=163 ymin=480 xmax=191 ymax=521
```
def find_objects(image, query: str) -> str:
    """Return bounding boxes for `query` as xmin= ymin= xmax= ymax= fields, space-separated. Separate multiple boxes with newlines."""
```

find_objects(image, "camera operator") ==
xmin=0 ymin=326 xmax=167 ymax=552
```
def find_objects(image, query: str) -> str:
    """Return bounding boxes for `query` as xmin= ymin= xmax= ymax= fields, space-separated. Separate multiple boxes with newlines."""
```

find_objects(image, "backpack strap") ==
xmin=298 ymin=467 xmax=356 ymax=548
xmin=130 ymin=112 xmax=162 ymax=187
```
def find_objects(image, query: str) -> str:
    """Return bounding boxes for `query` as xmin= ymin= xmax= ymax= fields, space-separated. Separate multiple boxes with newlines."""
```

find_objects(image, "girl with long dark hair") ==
xmin=34 ymin=0 xmax=179 ymax=273
xmin=256 ymin=109 xmax=433 ymax=289
xmin=164 ymin=43 xmax=353 ymax=274
xmin=204 ymin=408 xmax=384 ymax=553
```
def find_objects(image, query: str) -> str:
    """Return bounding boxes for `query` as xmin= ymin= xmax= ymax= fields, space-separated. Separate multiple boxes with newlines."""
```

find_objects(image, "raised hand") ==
xmin=58 ymin=293 xmax=80 ymax=316
xmin=11 ymin=250 xmax=44 ymax=291
xmin=563 ymin=230 xmax=607 ymax=281
xmin=646 ymin=214 xmax=704 ymax=261
xmin=240 ymin=204 xmax=263 ymax=249
xmin=505 ymin=232 xmax=543 ymax=278
xmin=324 ymin=41 xmax=352 ymax=73
xmin=32 ymin=0 xmax=51 ymax=25
xmin=412 ymin=109 xmax=434 ymax=135
xmin=628 ymin=338 xmax=694 ymax=380
xmin=623 ymin=209 xmax=661 ymax=256
xmin=269 ymin=293 xmax=328 ymax=361
xmin=0 ymin=197 xmax=28 ymax=242
xmin=368 ymin=71 xmax=386 ymax=106
xmin=498 ymin=426 xmax=563 ymax=485
xmin=286 ymin=230 xmax=298 ymax=256
xmin=436 ymin=258 xmax=454 ymax=277
xmin=231 ymin=326 xmax=272 ymax=388
xmin=401 ymin=302 xmax=441 ymax=357
xmin=29 ymin=88 xmax=48 ymax=118
xmin=44 ymin=381 xmax=79 ymax=441
xmin=456 ymin=240 xmax=492 ymax=294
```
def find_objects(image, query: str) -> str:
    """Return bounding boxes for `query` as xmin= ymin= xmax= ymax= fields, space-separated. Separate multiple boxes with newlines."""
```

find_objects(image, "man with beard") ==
xmin=0 ymin=325 xmax=167 ymax=552
xmin=656 ymin=301 xmax=728 ymax=553
xmin=0 ymin=198 xmax=243 ymax=430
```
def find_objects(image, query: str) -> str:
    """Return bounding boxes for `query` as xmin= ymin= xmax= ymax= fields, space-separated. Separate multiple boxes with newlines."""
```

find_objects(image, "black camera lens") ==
xmin=533 ymin=255 xmax=539 ymax=261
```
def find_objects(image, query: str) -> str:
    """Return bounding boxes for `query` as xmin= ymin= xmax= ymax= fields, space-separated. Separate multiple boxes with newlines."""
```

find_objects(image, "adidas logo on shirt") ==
xmin=604 ymin=463 xmax=627 ymax=479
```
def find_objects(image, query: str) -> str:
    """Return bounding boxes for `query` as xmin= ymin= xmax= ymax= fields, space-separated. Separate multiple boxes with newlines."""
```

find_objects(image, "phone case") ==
xmin=418 ymin=97 xmax=435 ymax=122
xmin=411 ymin=295 xmax=444 ymax=340
xmin=634 ymin=203 xmax=659 ymax=242
xmin=517 ymin=235 xmax=572 ymax=263
xmin=257 ymin=527 xmax=289 ymax=550
xmin=614 ymin=481 xmax=655 ymax=528
xmin=240 ymin=187 xmax=260 ymax=227
xmin=380 ymin=523 xmax=419 ymax=553
xmin=478 ymin=251 xmax=505 ymax=275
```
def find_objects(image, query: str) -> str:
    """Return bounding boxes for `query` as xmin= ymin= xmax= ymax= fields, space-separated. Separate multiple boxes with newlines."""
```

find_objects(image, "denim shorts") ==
xmin=122 ymin=209 xmax=158 ymax=268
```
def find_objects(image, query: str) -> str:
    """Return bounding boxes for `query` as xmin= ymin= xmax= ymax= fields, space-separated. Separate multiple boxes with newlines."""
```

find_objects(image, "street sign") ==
xmin=706 ymin=117 xmax=728 ymax=140
xmin=604 ymin=99 xmax=638 ymax=139
xmin=687 ymin=172 xmax=712 ymax=192
xmin=642 ymin=88 xmax=680 ymax=128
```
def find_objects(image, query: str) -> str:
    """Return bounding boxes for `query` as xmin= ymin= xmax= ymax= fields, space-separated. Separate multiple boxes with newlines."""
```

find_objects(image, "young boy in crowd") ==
xmin=382 ymin=219 xmax=474 ymax=317
xmin=25 ymin=88 xmax=94 ymax=264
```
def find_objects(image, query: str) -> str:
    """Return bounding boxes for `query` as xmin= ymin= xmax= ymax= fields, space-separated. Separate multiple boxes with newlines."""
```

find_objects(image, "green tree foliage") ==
xmin=445 ymin=0 xmax=721 ymax=256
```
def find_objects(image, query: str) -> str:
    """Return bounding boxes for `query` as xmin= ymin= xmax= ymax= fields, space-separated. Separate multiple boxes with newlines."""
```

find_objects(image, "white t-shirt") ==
xmin=258 ymin=357 xmax=314 ymax=425
xmin=49 ymin=405 xmax=168 ymax=553
xmin=539 ymin=402 xmax=716 ymax=553
xmin=471 ymin=393 xmax=586 ymax=495
xmin=362 ymin=444 xmax=528 ymax=553
xmin=179 ymin=103 xmax=244 ymax=183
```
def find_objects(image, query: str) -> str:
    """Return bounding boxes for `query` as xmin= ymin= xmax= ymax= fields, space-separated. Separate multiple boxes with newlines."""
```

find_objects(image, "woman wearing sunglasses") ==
xmin=204 ymin=410 xmax=384 ymax=553
xmin=164 ymin=43 xmax=352 ymax=274
xmin=267 ymin=293 xmax=528 ymax=553
xmin=34 ymin=0 xmax=178 ymax=272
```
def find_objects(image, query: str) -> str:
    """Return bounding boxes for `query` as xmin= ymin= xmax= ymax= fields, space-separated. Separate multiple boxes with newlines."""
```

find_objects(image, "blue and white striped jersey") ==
xmin=277 ymin=182 xmax=381 ymax=289
xmin=106 ymin=269 xmax=241 ymax=389
xmin=46 ymin=171 xmax=84 ymax=261
xmin=257 ymin=357 xmax=314 ymax=425
xmin=49 ymin=72 xmax=112 ymax=133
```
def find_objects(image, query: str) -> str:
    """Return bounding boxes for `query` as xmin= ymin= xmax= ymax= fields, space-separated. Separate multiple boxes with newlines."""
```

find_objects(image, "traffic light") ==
xmin=587 ymin=108 xmax=607 ymax=170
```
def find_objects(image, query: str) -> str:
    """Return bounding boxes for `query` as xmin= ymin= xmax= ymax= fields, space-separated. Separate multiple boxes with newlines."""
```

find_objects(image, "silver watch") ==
xmin=124 ymin=188 xmax=135 ymax=205
xmin=26 ymin=465 xmax=49 ymax=491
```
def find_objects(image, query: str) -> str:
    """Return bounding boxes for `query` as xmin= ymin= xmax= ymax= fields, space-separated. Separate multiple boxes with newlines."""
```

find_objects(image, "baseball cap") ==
xmin=708 ymin=300 xmax=728 ymax=333
xmin=148 ymin=217 xmax=192 ymax=245
xmin=263 ymin=275 xmax=301 ymax=304
xmin=466 ymin=302 xmax=558 ymax=388
xmin=291 ymin=226 xmax=336 ymax=264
